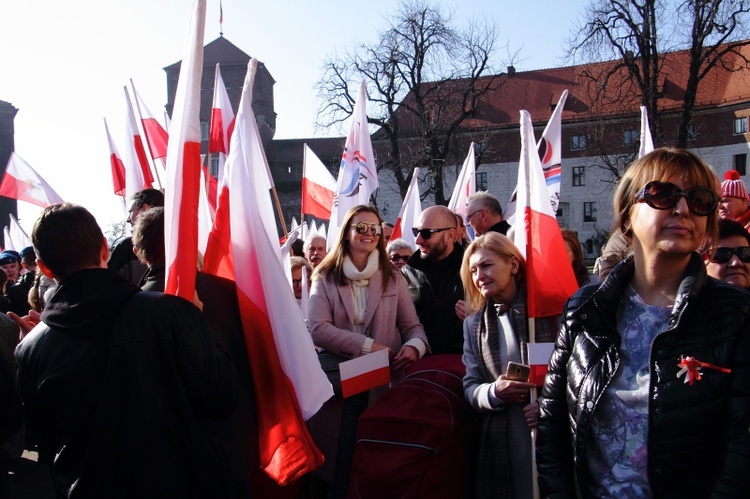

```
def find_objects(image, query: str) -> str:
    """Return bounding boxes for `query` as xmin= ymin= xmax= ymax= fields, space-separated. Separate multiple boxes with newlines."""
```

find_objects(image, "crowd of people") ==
xmin=1 ymin=147 xmax=749 ymax=498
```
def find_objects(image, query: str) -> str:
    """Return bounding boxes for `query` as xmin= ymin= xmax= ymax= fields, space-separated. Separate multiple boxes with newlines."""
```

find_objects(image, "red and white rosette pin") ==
xmin=676 ymin=356 xmax=731 ymax=386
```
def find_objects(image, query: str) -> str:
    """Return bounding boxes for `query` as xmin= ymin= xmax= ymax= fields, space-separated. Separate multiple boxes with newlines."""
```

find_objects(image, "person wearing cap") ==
xmin=6 ymin=246 xmax=36 ymax=316
xmin=719 ymin=170 xmax=750 ymax=229
xmin=0 ymin=251 xmax=21 ymax=285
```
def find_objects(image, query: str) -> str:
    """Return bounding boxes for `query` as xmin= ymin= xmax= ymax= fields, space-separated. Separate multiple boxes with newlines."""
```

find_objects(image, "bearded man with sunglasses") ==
xmin=705 ymin=218 xmax=750 ymax=290
xmin=402 ymin=205 xmax=467 ymax=355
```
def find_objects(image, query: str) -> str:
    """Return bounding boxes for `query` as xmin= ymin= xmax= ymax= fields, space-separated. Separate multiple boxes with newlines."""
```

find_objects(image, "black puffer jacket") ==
xmin=537 ymin=254 xmax=750 ymax=498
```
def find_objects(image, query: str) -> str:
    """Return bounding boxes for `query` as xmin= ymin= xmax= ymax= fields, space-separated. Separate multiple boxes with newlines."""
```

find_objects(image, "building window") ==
xmin=623 ymin=130 xmax=638 ymax=145
xmin=476 ymin=171 xmax=488 ymax=191
xmin=583 ymin=202 xmax=597 ymax=222
xmin=688 ymin=123 xmax=697 ymax=141
xmin=556 ymin=202 xmax=569 ymax=227
xmin=572 ymin=166 xmax=585 ymax=186
xmin=210 ymin=157 xmax=219 ymax=178
xmin=734 ymin=117 xmax=748 ymax=135
xmin=586 ymin=239 xmax=594 ymax=255
xmin=736 ymin=154 xmax=748 ymax=176
xmin=571 ymin=135 xmax=587 ymax=151
xmin=200 ymin=121 xmax=209 ymax=141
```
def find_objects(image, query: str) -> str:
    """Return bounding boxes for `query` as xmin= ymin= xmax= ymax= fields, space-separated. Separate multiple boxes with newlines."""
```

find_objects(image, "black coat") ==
xmin=537 ymin=254 xmax=750 ymax=498
xmin=402 ymin=244 xmax=465 ymax=355
xmin=15 ymin=269 xmax=236 ymax=498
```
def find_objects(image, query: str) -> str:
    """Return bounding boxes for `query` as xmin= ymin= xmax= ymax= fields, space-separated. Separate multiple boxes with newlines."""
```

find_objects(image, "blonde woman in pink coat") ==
xmin=307 ymin=204 xmax=429 ymax=498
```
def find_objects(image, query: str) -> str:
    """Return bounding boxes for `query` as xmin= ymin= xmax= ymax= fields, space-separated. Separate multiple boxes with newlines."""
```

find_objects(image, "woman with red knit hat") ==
xmin=719 ymin=169 xmax=750 ymax=229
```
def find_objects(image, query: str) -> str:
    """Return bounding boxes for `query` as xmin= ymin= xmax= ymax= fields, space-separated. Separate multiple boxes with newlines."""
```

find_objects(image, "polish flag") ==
xmin=639 ymin=105 xmax=655 ymax=158
xmin=209 ymin=63 xmax=235 ymax=207
xmin=301 ymin=144 xmax=336 ymax=220
xmin=7 ymin=214 xmax=30 ymax=251
xmin=0 ymin=153 xmax=63 ymax=208
xmin=505 ymin=90 xmax=569 ymax=224
xmin=327 ymin=81 xmax=378 ymax=248
xmin=163 ymin=0 xmax=205 ymax=301
xmin=513 ymin=110 xmax=578 ymax=318
xmin=131 ymin=79 xmax=170 ymax=161
xmin=103 ymin=118 xmax=126 ymax=197
xmin=340 ymin=350 xmax=391 ymax=398
xmin=124 ymin=86 xmax=154 ymax=187
xmin=527 ymin=342 xmax=556 ymax=387
xmin=391 ymin=167 xmax=422 ymax=249
xmin=203 ymin=58 xmax=330 ymax=485
xmin=123 ymin=88 xmax=152 ymax=201
xmin=447 ymin=142 xmax=476 ymax=220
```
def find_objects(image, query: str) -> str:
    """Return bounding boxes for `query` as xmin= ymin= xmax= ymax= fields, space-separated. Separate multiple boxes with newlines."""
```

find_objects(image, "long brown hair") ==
xmin=313 ymin=205 xmax=396 ymax=291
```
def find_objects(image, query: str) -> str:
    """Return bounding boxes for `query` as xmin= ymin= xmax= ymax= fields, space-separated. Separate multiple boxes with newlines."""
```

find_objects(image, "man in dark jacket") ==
xmin=402 ymin=205 xmax=466 ymax=354
xmin=14 ymin=203 xmax=236 ymax=498
xmin=465 ymin=191 xmax=510 ymax=236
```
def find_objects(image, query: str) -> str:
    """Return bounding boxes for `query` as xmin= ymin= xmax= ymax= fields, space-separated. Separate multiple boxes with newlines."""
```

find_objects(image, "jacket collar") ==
xmin=407 ymin=242 xmax=464 ymax=273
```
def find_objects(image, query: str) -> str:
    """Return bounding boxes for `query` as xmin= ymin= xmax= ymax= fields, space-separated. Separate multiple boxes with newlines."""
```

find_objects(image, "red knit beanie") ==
xmin=721 ymin=170 xmax=749 ymax=201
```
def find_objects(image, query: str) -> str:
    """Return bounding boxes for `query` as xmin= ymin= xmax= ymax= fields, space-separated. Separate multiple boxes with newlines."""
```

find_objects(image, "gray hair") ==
xmin=468 ymin=191 xmax=503 ymax=216
xmin=386 ymin=238 xmax=414 ymax=254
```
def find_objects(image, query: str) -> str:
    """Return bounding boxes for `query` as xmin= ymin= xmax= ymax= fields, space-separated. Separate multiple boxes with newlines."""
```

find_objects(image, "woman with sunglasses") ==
xmin=705 ymin=218 xmax=750 ymax=290
xmin=537 ymin=149 xmax=750 ymax=498
xmin=307 ymin=205 xmax=429 ymax=498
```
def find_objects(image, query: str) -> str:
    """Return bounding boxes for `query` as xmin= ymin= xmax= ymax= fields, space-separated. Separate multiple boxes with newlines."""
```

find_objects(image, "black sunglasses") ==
xmin=351 ymin=222 xmax=382 ymax=236
xmin=389 ymin=254 xmax=409 ymax=262
xmin=411 ymin=227 xmax=453 ymax=240
xmin=635 ymin=181 xmax=718 ymax=216
xmin=709 ymin=246 xmax=750 ymax=264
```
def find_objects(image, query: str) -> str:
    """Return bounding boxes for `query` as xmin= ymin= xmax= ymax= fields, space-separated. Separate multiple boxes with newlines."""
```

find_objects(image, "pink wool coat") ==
xmin=308 ymin=267 xmax=429 ymax=358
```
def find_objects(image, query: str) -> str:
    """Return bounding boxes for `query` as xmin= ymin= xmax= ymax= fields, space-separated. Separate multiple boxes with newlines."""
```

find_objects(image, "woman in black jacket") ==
xmin=537 ymin=148 xmax=750 ymax=498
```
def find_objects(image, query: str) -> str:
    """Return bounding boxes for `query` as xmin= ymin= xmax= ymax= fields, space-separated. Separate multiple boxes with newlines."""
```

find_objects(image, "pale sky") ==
xmin=0 ymin=0 xmax=588 ymax=235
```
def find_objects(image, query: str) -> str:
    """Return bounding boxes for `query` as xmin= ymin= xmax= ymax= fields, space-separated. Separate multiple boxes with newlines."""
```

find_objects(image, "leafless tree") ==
xmin=569 ymin=0 xmax=749 ymax=179
xmin=315 ymin=0 xmax=505 ymax=204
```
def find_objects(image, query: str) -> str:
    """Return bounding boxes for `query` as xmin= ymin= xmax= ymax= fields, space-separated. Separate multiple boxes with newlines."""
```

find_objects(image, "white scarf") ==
xmin=342 ymin=250 xmax=380 ymax=334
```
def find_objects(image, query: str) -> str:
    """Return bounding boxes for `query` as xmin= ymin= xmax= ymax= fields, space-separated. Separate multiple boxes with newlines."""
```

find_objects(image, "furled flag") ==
xmin=0 ymin=153 xmax=64 ymax=208
xmin=639 ymin=105 xmax=655 ymax=158
xmin=327 ymin=81 xmax=378 ymax=248
xmin=391 ymin=167 xmax=422 ymax=249
xmin=163 ymin=0 xmax=205 ymax=301
xmin=123 ymin=87 xmax=153 ymax=201
xmin=202 ymin=58 xmax=330 ymax=485
xmin=8 ymin=214 xmax=30 ymax=250
xmin=131 ymin=79 xmax=170 ymax=162
xmin=209 ymin=63 xmax=235 ymax=207
xmin=447 ymin=143 xmax=477 ymax=220
xmin=301 ymin=144 xmax=336 ymax=220
xmin=513 ymin=110 xmax=578 ymax=318
xmin=505 ymin=90 xmax=569 ymax=224
xmin=103 ymin=118 xmax=126 ymax=197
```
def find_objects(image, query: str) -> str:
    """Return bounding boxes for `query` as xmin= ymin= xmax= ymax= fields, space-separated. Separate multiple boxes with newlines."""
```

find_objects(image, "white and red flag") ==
xmin=639 ymin=105 xmax=655 ymax=158
xmin=103 ymin=118 xmax=126 ymax=197
xmin=391 ymin=167 xmax=422 ymax=249
xmin=340 ymin=349 xmax=391 ymax=398
xmin=447 ymin=143 xmax=476 ymax=221
xmin=0 ymin=153 xmax=63 ymax=208
xmin=327 ymin=81 xmax=378 ymax=248
xmin=513 ymin=110 xmax=578 ymax=318
xmin=202 ymin=58 xmax=330 ymax=485
xmin=209 ymin=63 xmax=235 ymax=207
xmin=131 ymin=79 xmax=170 ymax=162
xmin=124 ymin=87 xmax=154 ymax=187
xmin=163 ymin=0 xmax=205 ymax=301
xmin=7 ymin=214 xmax=30 ymax=251
xmin=505 ymin=90 xmax=569 ymax=223
xmin=301 ymin=144 xmax=336 ymax=220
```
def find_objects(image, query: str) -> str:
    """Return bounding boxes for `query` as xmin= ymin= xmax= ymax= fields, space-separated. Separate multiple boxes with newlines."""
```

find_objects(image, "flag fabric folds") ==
xmin=0 ymin=153 xmax=64 ymax=208
xmin=327 ymin=81 xmax=378 ymax=248
xmin=513 ymin=110 xmax=578 ymax=318
xmin=124 ymin=86 xmax=155 ymax=188
xmin=123 ymin=87 xmax=152 ymax=201
xmin=301 ymin=144 xmax=336 ymax=220
xmin=131 ymin=79 xmax=170 ymax=161
xmin=447 ymin=143 xmax=477 ymax=220
xmin=391 ymin=167 xmax=423 ymax=249
xmin=209 ymin=63 xmax=235 ymax=207
xmin=202 ymin=58 xmax=330 ymax=485
xmin=505 ymin=90 xmax=569 ymax=223
xmin=103 ymin=118 xmax=126 ymax=197
xmin=163 ymin=0 xmax=205 ymax=301
xmin=639 ymin=105 xmax=655 ymax=158
xmin=7 ymin=214 xmax=30 ymax=251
